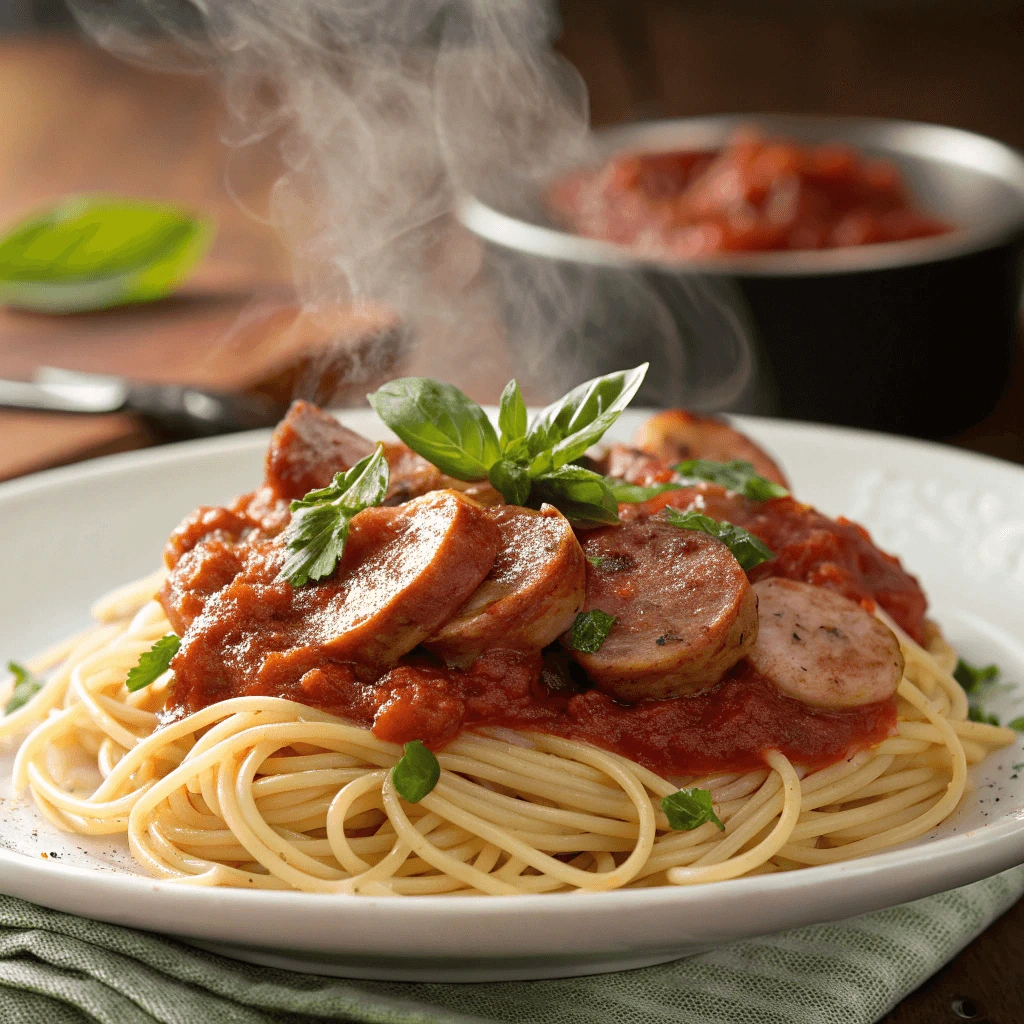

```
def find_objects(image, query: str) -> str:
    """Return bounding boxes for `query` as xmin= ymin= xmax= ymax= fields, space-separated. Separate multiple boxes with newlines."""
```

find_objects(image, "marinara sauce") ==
xmin=548 ymin=128 xmax=951 ymax=258
xmin=160 ymin=487 xmax=904 ymax=777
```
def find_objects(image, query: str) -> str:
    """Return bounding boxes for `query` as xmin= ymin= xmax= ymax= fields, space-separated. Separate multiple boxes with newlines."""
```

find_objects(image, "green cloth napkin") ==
xmin=0 ymin=866 xmax=1021 ymax=1024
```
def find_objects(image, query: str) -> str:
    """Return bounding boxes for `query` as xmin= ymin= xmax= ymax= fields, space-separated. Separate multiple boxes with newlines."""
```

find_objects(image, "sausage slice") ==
xmin=748 ymin=578 xmax=904 ymax=708
xmin=426 ymin=504 xmax=586 ymax=666
xmin=633 ymin=409 xmax=789 ymax=487
xmin=566 ymin=518 xmax=758 ymax=700
xmin=319 ymin=490 xmax=499 ymax=670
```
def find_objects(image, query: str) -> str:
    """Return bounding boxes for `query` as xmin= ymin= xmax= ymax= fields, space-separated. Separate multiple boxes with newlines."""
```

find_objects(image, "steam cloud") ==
xmin=70 ymin=0 xmax=753 ymax=409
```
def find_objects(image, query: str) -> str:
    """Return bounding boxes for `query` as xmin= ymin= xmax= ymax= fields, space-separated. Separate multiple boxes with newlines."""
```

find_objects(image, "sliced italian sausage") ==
xmin=747 ymin=578 xmax=904 ymax=708
xmin=265 ymin=400 xmax=378 ymax=501
xmin=565 ymin=518 xmax=758 ymax=700
xmin=166 ymin=489 xmax=500 ymax=709
xmin=633 ymin=409 xmax=789 ymax=488
xmin=316 ymin=489 xmax=500 ymax=670
xmin=425 ymin=504 xmax=586 ymax=666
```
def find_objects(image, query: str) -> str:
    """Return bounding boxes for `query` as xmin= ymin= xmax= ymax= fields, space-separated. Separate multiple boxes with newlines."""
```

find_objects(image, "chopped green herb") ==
xmin=661 ymin=788 xmax=725 ymax=832
xmin=586 ymin=555 xmax=606 ymax=569
xmin=675 ymin=459 xmax=788 ymax=501
xmin=1007 ymin=717 xmax=1024 ymax=732
xmin=391 ymin=740 xmax=440 ymax=803
xmin=125 ymin=635 xmax=180 ymax=693
xmin=569 ymin=610 xmax=616 ymax=654
xmin=954 ymin=659 xmax=1000 ymax=693
xmin=5 ymin=661 xmax=43 ymax=715
xmin=662 ymin=508 xmax=774 ymax=571
xmin=1013 ymin=762 xmax=1024 ymax=771
xmin=968 ymin=705 xmax=1000 ymax=726
xmin=280 ymin=446 xmax=389 ymax=587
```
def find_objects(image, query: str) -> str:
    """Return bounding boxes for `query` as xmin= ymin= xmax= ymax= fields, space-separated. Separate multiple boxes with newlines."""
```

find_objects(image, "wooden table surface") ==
xmin=2 ymin=10 xmax=1024 ymax=1020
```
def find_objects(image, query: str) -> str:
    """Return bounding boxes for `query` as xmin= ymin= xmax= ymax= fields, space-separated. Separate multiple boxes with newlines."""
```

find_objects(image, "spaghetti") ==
xmin=2 ymin=573 xmax=1012 ymax=895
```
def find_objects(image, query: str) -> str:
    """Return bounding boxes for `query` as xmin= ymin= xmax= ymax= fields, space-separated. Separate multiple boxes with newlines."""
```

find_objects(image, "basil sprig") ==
xmin=661 ymin=788 xmax=725 ymax=831
xmin=392 ymin=740 xmax=441 ymax=802
xmin=663 ymin=508 xmax=774 ymax=571
xmin=607 ymin=479 xmax=685 ymax=504
xmin=280 ymin=446 xmax=389 ymax=587
xmin=0 ymin=197 xmax=214 ymax=314
xmin=569 ymin=610 xmax=617 ymax=654
xmin=675 ymin=459 xmax=788 ymax=500
xmin=368 ymin=365 xmax=648 ymax=527
xmin=5 ymin=661 xmax=43 ymax=715
xmin=125 ymin=635 xmax=181 ymax=693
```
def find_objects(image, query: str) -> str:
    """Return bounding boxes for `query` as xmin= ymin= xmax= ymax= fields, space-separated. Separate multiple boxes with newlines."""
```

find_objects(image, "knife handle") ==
xmin=125 ymin=384 xmax=288 ymax=439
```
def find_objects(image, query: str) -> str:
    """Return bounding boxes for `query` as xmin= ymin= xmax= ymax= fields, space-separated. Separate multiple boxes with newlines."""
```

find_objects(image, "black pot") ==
xmin=458 ymin=115 xmax=1024 ymax=438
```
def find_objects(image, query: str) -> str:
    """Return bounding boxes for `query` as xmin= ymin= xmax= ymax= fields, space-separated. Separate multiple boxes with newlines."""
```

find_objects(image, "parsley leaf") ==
xmin=392 ymin=740 xmax=440 ymax=803
xmin=569 ymin=610 xmax=616 ymax=653
xmin=954 ymin=659 xmax=1000 ymax=693
xmin=661 ymin=788 xmax=725 ymax=831
xmin=586 ymin=554 xmax=606 ymax=569
xmin=675 ymin=459 xmax=788 ymax=500
xmin=968 ymin=705 xmax=1001 ymax=727
xmin=125 ymin=635 xmax=180 ymax=693
xmin=5 ymin=661 xmax=43 ymax=715
xmin=663 ymin=508 xmax=774 ymax=571
xmin=280 ymin=446 xmax=389 ymax=587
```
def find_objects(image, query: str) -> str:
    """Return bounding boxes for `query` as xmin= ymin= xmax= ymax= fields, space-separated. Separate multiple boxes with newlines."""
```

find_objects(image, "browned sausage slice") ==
xmin=747 ymin=578 xmax=904 ymax=708
xmin=318 ymin=489 xmax=500 ymax=670
xmin=425 ymin=504 xmax=586 ymax=666
xmin=566 ymin=518 xmax=758 ymax=700
xmin=633 ymin=409 xmax=789 ymax=487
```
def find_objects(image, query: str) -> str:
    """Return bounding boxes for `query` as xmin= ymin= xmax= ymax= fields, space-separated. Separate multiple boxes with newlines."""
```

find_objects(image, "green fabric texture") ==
xmin=0 ymin=867 xmax=1021 ymax=1024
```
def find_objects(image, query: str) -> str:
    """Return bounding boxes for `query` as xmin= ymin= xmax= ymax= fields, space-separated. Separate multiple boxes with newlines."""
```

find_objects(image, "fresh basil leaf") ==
xmin=1007 ymin=717 xmax=1024 ymax=732
xmin=661 ymin=788 xmax=725 ymax=831
xmin=533 ymin=464 xmax=620 ymax=527
xmin=368 ymin=378 xmax=500 ymax=481
xmin=663 ymin=508 xmax=774 ymax=571
xmin=392 ymin=739 xmax=440 ymax=803
xmin=526 ymin=364 xmax=648 ymax=474
xmin=498 ymin=379 xmax=527 ymax=450
xmin=0 ymin=197 xmax=214 ymax=314
xmin=281 ymin=446 xmax=389 ymax=587
xmin=125 ymin=635 xmax=181 ymax=693
xmin=954 ymin=659 xmax=1000 ymax=694
xmin=675 ymin=459 xmax=789 ymax=500
xmin=607 ymin=479 xmax=684 ymax=503
xmin=5 ymin=661 xmax=43 ymax=715
xmin=569 ymin=610 xmax=616 ymax=653
xmin=488 ymin=458 xmax=531 ymax=506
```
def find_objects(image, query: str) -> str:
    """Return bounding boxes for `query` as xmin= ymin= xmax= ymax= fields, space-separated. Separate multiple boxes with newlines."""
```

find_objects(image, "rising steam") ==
xmin=70 ymin=0 xmax=753 ymax=409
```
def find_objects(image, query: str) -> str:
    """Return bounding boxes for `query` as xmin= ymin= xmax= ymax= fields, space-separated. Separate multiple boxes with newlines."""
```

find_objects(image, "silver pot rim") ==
xmin=456 ymin=113 xmax=1024 ymax=278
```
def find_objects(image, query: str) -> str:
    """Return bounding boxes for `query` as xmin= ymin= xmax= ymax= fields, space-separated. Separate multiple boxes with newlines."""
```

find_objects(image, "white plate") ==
xmin=1 ymin=410 xmax=1023 ymax=982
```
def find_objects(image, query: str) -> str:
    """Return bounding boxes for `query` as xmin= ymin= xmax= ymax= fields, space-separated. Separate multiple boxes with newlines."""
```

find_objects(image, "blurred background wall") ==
xmin=9 ymin=0 xmax=1024 ymax=146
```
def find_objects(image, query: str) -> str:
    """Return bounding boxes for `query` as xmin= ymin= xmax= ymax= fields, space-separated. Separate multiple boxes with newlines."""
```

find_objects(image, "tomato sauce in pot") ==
xmin=548 ymin=128 xmax=952 ymax=258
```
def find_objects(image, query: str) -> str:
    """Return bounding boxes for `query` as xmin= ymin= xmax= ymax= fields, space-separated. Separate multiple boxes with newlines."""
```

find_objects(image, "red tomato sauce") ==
xmin=161 ymin=493 xmax=901 ymax=777
xmin=548 ymin=128 xmax=952 ymax=257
